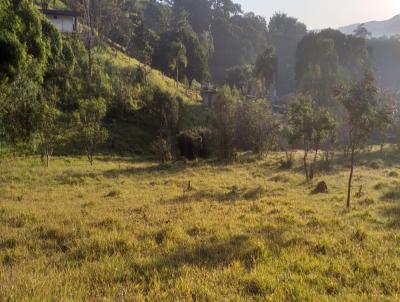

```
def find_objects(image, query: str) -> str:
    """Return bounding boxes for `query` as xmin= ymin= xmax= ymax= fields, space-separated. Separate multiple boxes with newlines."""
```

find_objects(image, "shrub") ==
xmin=369 ymin=160 xmax=384 ymax=170
xmin=177 ymin=127 xmax=212 ymax=160
xmin=279 ymin=158 xmax=293 ymax=169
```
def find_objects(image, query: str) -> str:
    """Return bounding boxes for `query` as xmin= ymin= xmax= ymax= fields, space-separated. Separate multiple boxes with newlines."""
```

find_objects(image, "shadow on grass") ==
xmin=357 ymin=147 xmax=400 ymax=168
xmin=55 ymin=158 xmax=237 ymax=185
xmin=382 ymin=205 xmax=400 ymax=228
xmin=166 ymin=185 xmax=270 ymax=204
xmin=139 ymin=226 xmax=288 ymax=272
xmin=167 ymin=189 xmax=241 ymax=204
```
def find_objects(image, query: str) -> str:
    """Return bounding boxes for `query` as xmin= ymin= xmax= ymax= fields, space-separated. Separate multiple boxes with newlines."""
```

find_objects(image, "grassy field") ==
xmin=1 ymin=149 xmax=400 ymax=301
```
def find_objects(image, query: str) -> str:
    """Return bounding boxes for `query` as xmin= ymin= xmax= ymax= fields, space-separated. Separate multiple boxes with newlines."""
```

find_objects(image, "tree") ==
xmin=268 ymin=13 xmax=307 ymax=95
xmin=75 ymin=98 xmax=108 ymax=165
xmin=212 ymin=86 xmax=238 ymax=161
xmin=288 ymin=95 xmax=335 ymax=182
xmin=141 ymin=86 xmax=180 ymax=161
xmin=36 ymin=92 xmax=64 ymax=167
xmin=353 ymin=24 xmax=371 ymax=39
xmin=296 ymin=29 xmax=370 ymax=107
xmin=372 ymin=91 xmax=395 ymax=151
xmin=243 ymin=99 xmax=279 ymax=156
xmin=0 ymin=70 xmax=41 ymax=151
xmin=335 ymin=72 xmax=387 ymax=208
xmin=225 ymin=64 xmax=254 ymax=94
xmin=152 ymin=10 xmax=209 ymax=83
xmin=309 ymin=108 xmax=336 ymax=179
xmin=172 ymin=0 xmax=213 ymax=33
xmin=209 ymin=10 xmax=268 ymax=83
xmin=255 ymin=46 xmax=278 ymax=97
xmin=288 ymin=95 xmax=314 ymax=182
xmin=0 ymin=0 xmax=57 ymax=82
xmin=168 ymin=41 xmax=188 ymax=85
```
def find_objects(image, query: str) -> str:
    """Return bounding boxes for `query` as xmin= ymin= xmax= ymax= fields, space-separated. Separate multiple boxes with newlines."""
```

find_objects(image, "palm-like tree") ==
xmin=169 ymin=41 xmax=188 ymax=86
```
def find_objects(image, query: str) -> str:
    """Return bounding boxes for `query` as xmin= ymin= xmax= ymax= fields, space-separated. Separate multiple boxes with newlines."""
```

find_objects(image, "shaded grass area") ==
xmin=1 ymin=150 xmax=400 ymax=301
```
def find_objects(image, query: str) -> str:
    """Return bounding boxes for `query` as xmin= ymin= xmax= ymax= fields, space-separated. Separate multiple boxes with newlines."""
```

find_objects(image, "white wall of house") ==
xmin=47 ymin=15 xmax=75 ymax=33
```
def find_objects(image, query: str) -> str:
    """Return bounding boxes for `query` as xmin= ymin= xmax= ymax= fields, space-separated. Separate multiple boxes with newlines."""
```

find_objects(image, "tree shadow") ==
xmin=134 ymin=225 xmax=290 ymax=276
xmin=357 ymin=148 xmax=400 ymax=168
xmin=166 ymin=189 xmax=242 ymax=204
xmin=55 ymin=160 xmax=217 ymax=185
xmin=381 ymin=205 xmax=400 ymax=229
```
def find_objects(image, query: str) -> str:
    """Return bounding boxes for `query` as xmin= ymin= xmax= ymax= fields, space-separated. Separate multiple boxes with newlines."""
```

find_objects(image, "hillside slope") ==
xmin=92 ymin=46 xmax=205 ymax=155
xmin=99 ymin=47 xmax=201 ymax=105
xmin=339 ymin=14 xmax=400 ymax=37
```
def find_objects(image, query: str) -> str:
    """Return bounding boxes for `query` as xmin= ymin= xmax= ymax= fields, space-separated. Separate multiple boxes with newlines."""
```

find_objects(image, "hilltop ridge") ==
xmin=339 ymin=14 xmax=400 ymax=37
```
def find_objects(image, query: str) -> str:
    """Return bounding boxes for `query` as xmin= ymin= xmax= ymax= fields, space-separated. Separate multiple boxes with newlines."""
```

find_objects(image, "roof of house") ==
xmin=41 ymin=9 xmax=80 ymax=17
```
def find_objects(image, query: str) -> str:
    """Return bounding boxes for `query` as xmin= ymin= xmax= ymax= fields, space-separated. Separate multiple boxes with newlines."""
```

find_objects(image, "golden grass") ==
xmin=1 ymin=150 xmax=400 ymax=301
xmin=98 ymin=47 xmax=202 ymax=105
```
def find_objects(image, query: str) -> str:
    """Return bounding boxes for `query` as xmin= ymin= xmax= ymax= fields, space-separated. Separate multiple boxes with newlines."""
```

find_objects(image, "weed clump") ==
xmin=312 ymin=181 xmax=328 ymax=194
xmin=105 ymin=189 xmax=122 ymax=198
xmin=243 ymin=277 xmax=271 ymax=296
xmin=70 ymin=238 xmax=131 ymax=261
xmin=279 ymin=159 xmax=293 ymax=170
xmin=0 ymin=238 xmax=18 ymax=249
xmin=369 ymin=160 xmax=384 ymax=170
xmin=6 ymin=213 xmax=35 ymax=228
xmin=2 ymin=251 xmax=20 ymax=266
xmin=374 ymin=182 xmax=389 ymax=190
xmin=351 ymin=229 xmax=367 ymax=243
xmin=269 ymin=175 xmax=290 ymax=183
xmin=92 ymin=218 xmax=122 ymax=231
xmin=244 ymin=186 xmax=265 ymax=200
xmin=358 ymin=198 xmax=375 ymax=206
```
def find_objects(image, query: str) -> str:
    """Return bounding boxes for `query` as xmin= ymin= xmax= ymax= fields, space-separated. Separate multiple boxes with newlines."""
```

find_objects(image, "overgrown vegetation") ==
xmin=2 ymin=0 xmax=400 ymax=299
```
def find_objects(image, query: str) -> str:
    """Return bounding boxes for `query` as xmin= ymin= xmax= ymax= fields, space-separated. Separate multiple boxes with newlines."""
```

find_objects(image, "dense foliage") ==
xmin=1 ymin=0 xmax=400 ymax=169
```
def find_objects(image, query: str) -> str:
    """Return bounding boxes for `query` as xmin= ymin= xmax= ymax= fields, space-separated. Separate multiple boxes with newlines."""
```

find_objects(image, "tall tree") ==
xmin=335 ymin=72 xmax=387 ymax=208
xmin=212 ymin=86 xmax=238 ymax=161
xmin=255 ymin=46 xmax=278 ymax=97
xmin=268 ymin=13 xmax=307 ymax=95
xmin=288 ymin=94 xmax=335 ymax=182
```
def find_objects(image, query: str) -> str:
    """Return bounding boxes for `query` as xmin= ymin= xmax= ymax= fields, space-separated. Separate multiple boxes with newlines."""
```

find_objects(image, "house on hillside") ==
xmin=41 ymin=9 xmax=79 ymax=33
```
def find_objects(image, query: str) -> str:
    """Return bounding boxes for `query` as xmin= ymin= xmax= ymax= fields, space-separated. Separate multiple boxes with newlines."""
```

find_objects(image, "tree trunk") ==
xmin=343 ymin=145 xmax=348 ymax=158
xmin=86 ymin=147 xmax=93 ymax=166
xmin=346 ymin=145 xmax=355 ymax=209
xmin=303 ymin=150 xmax=309 ymax=183
xmin=46 ymin=153 xmax=50 ymax=168
xmin=177 ymin=65 xmax=179 ymax=85
xmin=310 ymin=147 xmax=319 ymax=180
xmin=88 ymin=46 xmax=93 ymax=80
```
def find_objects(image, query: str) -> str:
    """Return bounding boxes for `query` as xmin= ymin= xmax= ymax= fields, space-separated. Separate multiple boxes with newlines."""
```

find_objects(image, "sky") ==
xmin=235 ymin=0 xmax=400 ymax=29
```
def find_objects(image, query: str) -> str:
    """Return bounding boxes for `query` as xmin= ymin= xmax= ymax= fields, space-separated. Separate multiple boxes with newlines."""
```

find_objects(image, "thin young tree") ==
xmin=309 ymin=108 xmax=336 ymax=179
xmin=288 ymin=95 xmax=315 ymax=182
xmin=336 ymin=72 xmax=388 ymax=208
xmin=36 ymin=94 xmax=64 ymax=168
xmin=75 ymin=97 xmax=108 ymax=166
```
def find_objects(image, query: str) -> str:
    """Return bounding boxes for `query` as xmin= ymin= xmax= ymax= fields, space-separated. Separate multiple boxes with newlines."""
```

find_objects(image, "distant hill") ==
xmin=339 ymin=14 xmax=400 ymax=37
